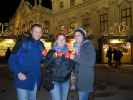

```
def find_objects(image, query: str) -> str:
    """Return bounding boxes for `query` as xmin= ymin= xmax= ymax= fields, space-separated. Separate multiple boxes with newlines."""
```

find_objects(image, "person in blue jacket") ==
xmin=8 ymin=24 xmax=44 ymax=100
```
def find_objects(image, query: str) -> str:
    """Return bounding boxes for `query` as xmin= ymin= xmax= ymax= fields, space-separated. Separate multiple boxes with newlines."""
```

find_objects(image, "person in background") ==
xmin=73 ymin=27 xmax=96 ymax=100
xmin=5 ymin=47 xmax=11 ymax=62
xmin=106 ymin=46 xmax=113 ymax=66
xmin=113 ymin=47 xmax=123 ymax=68
xmin=117 ymin=49 xmax=123 ymax=66
xmin=8 ymin=24 xmax=44 ymax=100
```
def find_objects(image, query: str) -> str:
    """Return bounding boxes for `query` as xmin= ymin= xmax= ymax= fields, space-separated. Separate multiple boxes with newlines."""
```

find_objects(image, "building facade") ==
xmin=3 ymin=0 xmax=133 ymax=63
xmin=9 ymin=0 xmax=133 ymax=35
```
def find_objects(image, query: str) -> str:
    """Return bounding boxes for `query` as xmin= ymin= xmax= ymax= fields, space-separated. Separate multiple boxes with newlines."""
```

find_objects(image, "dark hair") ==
xmin=31 ymin=24 xmax=42 ymax=30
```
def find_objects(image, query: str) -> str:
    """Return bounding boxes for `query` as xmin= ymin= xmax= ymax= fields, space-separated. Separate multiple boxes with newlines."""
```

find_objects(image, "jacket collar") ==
xmin=81 ymin=39 xmax=90 ymax=46
xmin=29 ymin=36 xmax=40 ymax=43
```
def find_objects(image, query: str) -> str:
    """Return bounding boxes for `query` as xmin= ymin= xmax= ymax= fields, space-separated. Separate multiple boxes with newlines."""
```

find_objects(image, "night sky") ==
xmin=0 ymin=0 xmax=52 ymax=22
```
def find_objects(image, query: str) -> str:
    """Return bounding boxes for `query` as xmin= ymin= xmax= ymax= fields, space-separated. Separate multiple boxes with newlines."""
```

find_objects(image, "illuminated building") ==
xmin=0 ymin=0 xmax=133 ymax=63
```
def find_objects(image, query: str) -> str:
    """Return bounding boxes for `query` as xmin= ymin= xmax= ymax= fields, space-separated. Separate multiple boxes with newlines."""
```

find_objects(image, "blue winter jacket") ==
xmin=8 ymin=37 xmax=44 ymax=90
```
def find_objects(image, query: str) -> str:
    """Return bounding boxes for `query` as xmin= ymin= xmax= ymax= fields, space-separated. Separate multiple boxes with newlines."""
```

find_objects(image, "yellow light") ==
xmin=109 ymin=39 xmax=124 ymax=44
xmin=67 ymin=39 xmax=75 ymax=51
xmin=40 ymin=39 xmax=52 ymax=50
xmin=3 ymin=39 xmax=15 ymax=44
xmin=0 ymin=39 xmax=15 ymax=47
xmin=0 ymin=39 xmax=16 ymax=56
xmin=44 ymin=42 xmax=52 ymax=50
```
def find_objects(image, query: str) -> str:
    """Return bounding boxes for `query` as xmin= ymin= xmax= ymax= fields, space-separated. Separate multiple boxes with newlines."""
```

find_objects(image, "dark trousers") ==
xmin=108 ymin=58 xmax=112 ymax=65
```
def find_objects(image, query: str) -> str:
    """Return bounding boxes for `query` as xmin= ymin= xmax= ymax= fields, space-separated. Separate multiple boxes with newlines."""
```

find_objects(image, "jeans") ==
xmin=50 ymin=81 xmax=69 ymax=100
xmin=79 ymin=91 xmax=90 ymax=100
xmin=16 ymin=84 xmax=37 ymax=100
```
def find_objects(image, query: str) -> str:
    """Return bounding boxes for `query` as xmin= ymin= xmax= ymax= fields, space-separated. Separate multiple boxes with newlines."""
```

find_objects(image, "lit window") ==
xmin=121 ymin=7 xmax=132 ymax=27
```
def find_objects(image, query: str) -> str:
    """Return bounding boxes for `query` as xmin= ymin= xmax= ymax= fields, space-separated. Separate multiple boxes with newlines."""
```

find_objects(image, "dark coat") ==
xmin=113 ymin=49 xmax=123 ymax=61
xmin=106 ymin=48 xmax=113 ymax=59
xmin=8 ymin=37 xmax=44 ymax=90
xmin=44 ymin=49 xmax=75 ymax=83
xmin=74 ymin=40 xmax=96 ymax=92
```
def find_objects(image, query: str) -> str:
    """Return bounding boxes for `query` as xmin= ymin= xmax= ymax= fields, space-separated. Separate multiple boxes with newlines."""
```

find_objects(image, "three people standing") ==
xmin=8 ymin=25 xmax=96 ymax=100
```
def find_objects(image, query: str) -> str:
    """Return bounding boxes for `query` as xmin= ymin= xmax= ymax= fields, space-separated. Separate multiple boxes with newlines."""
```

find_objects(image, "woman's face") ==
xmin=56 ymin=35 xmax=66 ymax=47
xmin=74 ymin=32 xmax=83 ymax=44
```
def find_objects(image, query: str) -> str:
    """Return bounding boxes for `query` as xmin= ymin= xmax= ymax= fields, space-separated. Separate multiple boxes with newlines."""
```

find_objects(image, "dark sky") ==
xmin=0 ymin=0 xmax=52 ymax=22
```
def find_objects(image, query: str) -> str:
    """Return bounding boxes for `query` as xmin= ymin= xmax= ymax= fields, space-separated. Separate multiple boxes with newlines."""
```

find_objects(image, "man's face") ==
xmin=31 ymin=26 xmax=43 ymax=40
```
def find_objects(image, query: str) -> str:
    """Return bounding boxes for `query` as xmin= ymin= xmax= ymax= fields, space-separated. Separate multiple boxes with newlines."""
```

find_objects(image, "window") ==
xmin=42 ymin=0 xmax=52 ymax=9
xmin=99 ymin=13 xmax=108 ymax=32
xmin=121 ymin=7 xmax=132 ymax=27
xmin=70 ymin=0 xmax=75 ymax=7
xmin=60 ymin=1 xmax=64 ymax=8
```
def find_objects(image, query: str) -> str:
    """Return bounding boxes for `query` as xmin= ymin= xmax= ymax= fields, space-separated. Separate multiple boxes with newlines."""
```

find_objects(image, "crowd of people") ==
xmin=8 ymin=24 xmax=96 ymax=100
